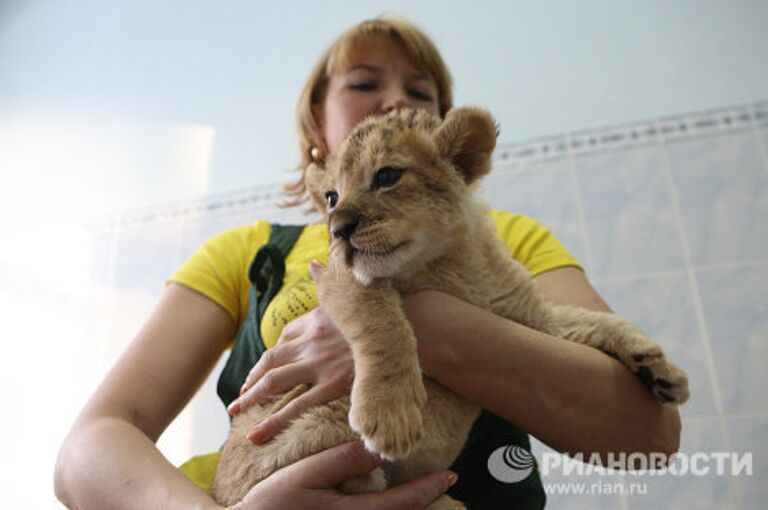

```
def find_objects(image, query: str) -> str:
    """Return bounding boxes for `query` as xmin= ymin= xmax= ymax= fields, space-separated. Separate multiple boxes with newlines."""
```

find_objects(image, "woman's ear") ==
xmin=309 ymin=104 xmax=329 ymax=162
xmin=311 ymin=104 xmax=323 ymax=129
xmin=434 ymin=107 xmax=498 ymax=185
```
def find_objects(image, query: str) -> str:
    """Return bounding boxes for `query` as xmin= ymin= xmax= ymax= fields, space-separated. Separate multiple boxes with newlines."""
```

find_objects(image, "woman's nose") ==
xmin=381 ymin=88 xmax=411 ymax=113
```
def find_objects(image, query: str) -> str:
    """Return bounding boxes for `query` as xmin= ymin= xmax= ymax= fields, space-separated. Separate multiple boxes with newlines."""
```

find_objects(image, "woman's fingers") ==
xmin=286 ymin=441 xmax=382 ymax=487
xmin=246 ymin=383 xmax=336 ymax=443
xmin=347 ymin=470 xmax=457 ymax=510
xmin=308 ymin=259 xmax=326 ymax=281
xmin=239 ymin=343 xmax=296 ymax=397
xmin=229 ymin=362 xmax=311 ymax=415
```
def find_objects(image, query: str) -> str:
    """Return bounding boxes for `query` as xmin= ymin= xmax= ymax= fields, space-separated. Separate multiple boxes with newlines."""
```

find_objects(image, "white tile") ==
xmin=727 ymin=415 xmax=768 ymax=510
xmin=110 ymin=222 xmax=184 ymax=294
xmin=485 ymin=161 xmax=585 ymax=266
xmin=666 ymin=131 xmax=768 ymax=265
xmin=595 ymin=274 xmax=716 ymax=418
xmin=89 ymin=231 xmax=119 ymax=288
xmin=574 ymin=146 xmax=686 ymax=278
xmin=697 ymin=265 xmax=768 ymax=414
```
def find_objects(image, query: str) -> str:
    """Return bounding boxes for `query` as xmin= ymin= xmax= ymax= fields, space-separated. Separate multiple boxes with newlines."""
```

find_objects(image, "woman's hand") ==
xmin=227 ymin=304 xmax=354 ymax=443
xmin=231 ymin=441 xmax=457 ymax=510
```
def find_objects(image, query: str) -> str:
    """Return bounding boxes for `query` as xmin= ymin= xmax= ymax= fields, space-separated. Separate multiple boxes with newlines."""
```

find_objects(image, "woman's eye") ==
xmin=372 ymin=167 xmax=404 ymax=189
xmin=325 ymin=191 xmax=339 ymax=208
xmin=349 ymin=82 xmax=376 ymax=91
xmin=409 ymin=90 xmax=433 ymax=101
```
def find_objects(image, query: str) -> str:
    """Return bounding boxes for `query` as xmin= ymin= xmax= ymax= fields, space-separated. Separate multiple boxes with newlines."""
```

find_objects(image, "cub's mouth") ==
xmin=342 ymin=240 xmax=409 ymax=266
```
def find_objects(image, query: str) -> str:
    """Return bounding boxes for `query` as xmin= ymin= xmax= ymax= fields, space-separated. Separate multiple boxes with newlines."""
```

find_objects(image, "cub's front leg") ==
xmin=316 ymin=258 xmax=427 ymax=460
xmin=548 ymin=304 xmax=690 ymax=405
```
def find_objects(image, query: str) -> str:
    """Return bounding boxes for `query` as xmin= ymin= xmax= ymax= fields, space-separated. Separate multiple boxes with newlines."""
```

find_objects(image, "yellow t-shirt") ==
xmin=169 ymin=210 xmax=580 ymax=490
xmin=169 ymin=210 xmax=580 ymax=349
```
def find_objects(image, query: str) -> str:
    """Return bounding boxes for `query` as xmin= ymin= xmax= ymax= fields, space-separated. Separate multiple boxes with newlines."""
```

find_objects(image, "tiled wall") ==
xmin=488 ymin=102 xmax=768 ymax=509
xmin=90 ymin=101 xmax=768 ymax=509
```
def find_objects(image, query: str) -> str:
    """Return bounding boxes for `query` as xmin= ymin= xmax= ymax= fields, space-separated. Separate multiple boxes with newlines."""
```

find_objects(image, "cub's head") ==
xmin=307 ymin=106 xmax=497 ymax=284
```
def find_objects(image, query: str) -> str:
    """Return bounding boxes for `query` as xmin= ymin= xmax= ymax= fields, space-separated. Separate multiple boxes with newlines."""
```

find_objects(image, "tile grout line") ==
xmin=748 ymin=104 xmax=768 ymax=176
xmin=564 ymin=131 xmax=595 ymax=273
xmin=655 ymin=124 xmax=744 ymax=510
xmin=590 ymin=258 xmax=768 ymax=286
xmin=683 ymin=409 xmax=768 ymax=423
xmin=694 ymin=258 xmax=768 ymax=272
xmin=592 ymin=268 xmax=689 ymax=285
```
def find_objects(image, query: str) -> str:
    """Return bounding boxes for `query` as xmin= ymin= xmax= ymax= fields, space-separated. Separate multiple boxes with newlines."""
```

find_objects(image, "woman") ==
xmin=55 ymin=17 xmax=680 ymax=510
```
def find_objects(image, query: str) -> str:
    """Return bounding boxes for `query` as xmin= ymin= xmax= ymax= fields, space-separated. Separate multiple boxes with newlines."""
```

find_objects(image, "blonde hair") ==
xmin=283 ymin=16 xmax=453 ymax=210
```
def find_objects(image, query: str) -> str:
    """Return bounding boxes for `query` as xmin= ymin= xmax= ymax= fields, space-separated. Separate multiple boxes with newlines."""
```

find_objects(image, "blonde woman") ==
xmin=55 ymin=17 xmax=680 ymax=510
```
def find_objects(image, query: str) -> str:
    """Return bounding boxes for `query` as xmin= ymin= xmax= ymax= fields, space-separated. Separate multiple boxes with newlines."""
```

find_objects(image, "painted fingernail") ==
xmin=227 ymin=400 xmax=241 ymax=415
xmin=447 ymin=472 xmax=458 ymax=487
xmin=247 ymin=427 xmax=270 ymax=444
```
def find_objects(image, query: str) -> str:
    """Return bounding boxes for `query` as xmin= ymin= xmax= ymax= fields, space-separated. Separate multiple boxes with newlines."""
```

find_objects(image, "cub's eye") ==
xmin=372 ymin=167 xmax=404 ymax=189
xmin=325 ymin=191 xmax=339 ymax=209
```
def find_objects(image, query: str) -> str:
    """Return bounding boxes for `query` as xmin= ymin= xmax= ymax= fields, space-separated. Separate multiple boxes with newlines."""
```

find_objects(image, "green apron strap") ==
xmin=216 ymin=223 xmax=304 ymax=409
xmin=448 ymin=410 xmax=546 ymax=509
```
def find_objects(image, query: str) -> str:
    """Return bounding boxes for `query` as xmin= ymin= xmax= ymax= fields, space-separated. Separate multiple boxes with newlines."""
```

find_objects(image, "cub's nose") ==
xmin=329 ymin=207 xmax=360 ymax=241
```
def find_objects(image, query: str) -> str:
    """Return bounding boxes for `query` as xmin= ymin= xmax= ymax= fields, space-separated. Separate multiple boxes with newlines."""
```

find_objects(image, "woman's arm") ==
xmin=234 ymin=265 xmax=680 ymax=461
xmin=407 ymin=267 xmax=681 ymax=460
xmin=55 ymin=283 xmax=453 ymax=510
xmin=55 ymin=283 xmax=236 ymax=510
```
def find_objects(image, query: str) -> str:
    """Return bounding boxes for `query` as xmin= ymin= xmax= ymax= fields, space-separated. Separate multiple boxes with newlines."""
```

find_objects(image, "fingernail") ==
xmin=247 ymin=427 xmax=270 ymax=444
xmin=239 ymin=384 xmax=247 ymax=395
xmin=447 ymin=472 xmax=458 ymax=487
xmin=227 ymin=400 xmax=240 ymax=415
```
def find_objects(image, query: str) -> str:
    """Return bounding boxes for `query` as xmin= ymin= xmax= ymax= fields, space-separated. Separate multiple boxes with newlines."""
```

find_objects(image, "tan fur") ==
xmin=212 ymin=107 xmax=689 ymax=508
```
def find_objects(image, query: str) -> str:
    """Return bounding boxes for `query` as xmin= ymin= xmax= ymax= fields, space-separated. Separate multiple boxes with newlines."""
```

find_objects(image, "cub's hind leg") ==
xmin=212 ymin=395 xmax=357 ymax=505
xmin=547 ymin=304 xmax=689 ymax=405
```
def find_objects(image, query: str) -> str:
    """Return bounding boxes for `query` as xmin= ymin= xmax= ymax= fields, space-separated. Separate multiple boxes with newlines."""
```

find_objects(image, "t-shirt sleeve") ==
xmin=491 ymin=210 xmax=581 ymax=276
xmin=167 ymin=221 xmax=270 ymax=324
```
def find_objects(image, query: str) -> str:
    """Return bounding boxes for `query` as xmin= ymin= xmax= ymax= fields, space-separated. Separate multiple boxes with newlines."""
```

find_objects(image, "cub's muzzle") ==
xmin=329 ymin=206 xmax=360 ymax=241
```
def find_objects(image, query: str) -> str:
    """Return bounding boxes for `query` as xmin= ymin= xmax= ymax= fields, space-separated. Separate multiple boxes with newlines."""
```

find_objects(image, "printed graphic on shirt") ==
xmin=262 ymin=274 xmax=319 ymax=349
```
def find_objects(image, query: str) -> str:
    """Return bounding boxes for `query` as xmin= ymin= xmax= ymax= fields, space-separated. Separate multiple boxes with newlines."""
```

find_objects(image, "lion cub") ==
xmin=212 ymin=107 xmax=689 ymax=508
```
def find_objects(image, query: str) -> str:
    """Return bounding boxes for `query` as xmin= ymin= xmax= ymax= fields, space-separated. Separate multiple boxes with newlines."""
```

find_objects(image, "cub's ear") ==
xmin=304 ymin=162 xmax=330 ymax=215
xmin=434 ymin=107 xmax=497 ymax=184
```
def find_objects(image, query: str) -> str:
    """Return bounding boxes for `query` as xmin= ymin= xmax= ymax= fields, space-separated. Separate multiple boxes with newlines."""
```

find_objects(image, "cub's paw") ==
xmin=609 ymin=339 xmax=689 ymax=405
xmin=349 ymin=374 xmax=427 ymax=460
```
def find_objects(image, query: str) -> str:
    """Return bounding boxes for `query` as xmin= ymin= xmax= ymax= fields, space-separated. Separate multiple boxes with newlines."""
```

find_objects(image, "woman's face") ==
xmin=317 ymin=37 xmax=440 ymax=155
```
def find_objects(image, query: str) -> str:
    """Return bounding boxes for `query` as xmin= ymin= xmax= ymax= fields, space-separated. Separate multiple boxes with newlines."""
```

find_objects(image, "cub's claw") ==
xmin=609 ymin=339 xmax=689 ymax=405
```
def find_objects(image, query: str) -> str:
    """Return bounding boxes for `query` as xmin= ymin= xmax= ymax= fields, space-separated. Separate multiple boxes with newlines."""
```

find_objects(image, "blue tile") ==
xmin=727 ymin=415 xmax=768 ymax=510
xmin=697 ymin=265 xmax=768 ymax=414
xmin=486 ymin=161 xmax=585 ymax=266
xmin=666 ymin=130 xmax=768 ymax=265
xmin=573 ymin=146 xmax=686 ymax=278
xmin=595 ymin=274 xmax=716 ymax=418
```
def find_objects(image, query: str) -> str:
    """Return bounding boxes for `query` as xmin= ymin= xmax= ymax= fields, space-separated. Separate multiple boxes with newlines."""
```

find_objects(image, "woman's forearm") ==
xmin=404 ymin=291 xmax=680 ymax=461
xmin=55 ymin=416 xmax=222 ymax=510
